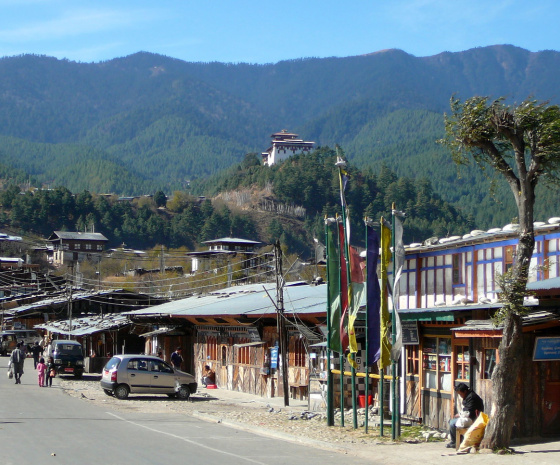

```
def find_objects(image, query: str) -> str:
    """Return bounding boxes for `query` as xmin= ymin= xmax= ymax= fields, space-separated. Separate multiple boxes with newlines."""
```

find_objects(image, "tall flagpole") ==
xmin=379 ymin=216 xmax=389 ymax=438
xmin=325 ymin=216 xmax=334 ymax=427
xmin=364 ymin=217 xmax=369 ymax=433
xmin=391 ymin=203 xmax=399 ymax=440
xmin=336 ymin=159 xmax=357 ymax=430
xmin=336 ymin=215 xmax=345 ymax=428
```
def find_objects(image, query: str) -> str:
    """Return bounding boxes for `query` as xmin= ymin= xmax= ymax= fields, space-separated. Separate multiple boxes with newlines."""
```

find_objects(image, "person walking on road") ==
xmin=170 ymin=347 xmax=183 ymax=370
xmin=45 ymin=356 xmax=55 ymax=387
xmin=10 ymin=342 xmax=26 ymax=384
xmin=30 ymin=341 xmax=43 ymax=369
xmin=37 ymin=357 xmax=46 ymax=387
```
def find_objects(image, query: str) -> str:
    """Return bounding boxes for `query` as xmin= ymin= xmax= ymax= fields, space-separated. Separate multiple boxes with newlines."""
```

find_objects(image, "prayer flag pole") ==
xmin=391 ymin=204 xmax=398 ymax=439
xmin=325 ymin=215 xmax=334 ymax=427
xmin=364 ymin=217 xmax=370 ymax=433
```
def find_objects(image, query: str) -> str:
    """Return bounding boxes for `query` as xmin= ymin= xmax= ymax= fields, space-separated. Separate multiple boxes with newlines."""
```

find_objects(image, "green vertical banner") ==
xmin=327 ymin=226 xmax=342 ymax=354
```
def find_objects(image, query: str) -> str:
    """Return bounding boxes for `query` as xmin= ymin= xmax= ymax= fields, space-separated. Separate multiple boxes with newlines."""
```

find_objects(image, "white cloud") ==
xmin=0 ymin=7 xmax=166 ymax=43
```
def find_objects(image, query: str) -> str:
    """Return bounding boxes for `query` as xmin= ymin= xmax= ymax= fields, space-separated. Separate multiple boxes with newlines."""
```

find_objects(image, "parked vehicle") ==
xmin=8 ymin=329 xmax=41 ymax=349
xmin=0 ymin=331 xmax=18 ymax=356
xmin=100 ymin=354 xmax=197 ymax=400
xmin=51 ymin=340 xmax=84 ymax=379
xmin=0 ymin=329 xmax=41 ymax=355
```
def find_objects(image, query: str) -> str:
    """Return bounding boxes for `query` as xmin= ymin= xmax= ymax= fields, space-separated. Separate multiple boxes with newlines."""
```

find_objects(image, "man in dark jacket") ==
xmin=10 ymin=343 xmax=26 ymax=384
xmin=170 ymin=347 xmax=183 ymax=370
xmin=30 ymin=341 xmax=43 ymax=369
xmin=446 ymin=382 xmax=484 ymax=448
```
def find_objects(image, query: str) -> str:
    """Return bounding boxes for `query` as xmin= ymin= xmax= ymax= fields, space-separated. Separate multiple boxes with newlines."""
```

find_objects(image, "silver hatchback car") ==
xmin=100 ymin=354 xmax=197 ymax=400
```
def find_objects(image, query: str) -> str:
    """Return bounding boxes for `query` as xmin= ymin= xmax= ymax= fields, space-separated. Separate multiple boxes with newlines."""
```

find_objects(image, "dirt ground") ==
xmin=59 ymin=375 xmax=434 ymax=449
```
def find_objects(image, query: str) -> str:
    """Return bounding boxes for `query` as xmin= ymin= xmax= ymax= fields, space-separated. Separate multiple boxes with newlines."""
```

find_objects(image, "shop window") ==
xmin=407 ymin=345 xmax=419 ymax=375
xmin=455 ymin=345 xmax=470 ymax=381
xmin=422 ymin=337 xmax=452 ymax=391
xmin=236 ymin=338 xmax=250 ymax=364
xmin=482 ymin=348 xmax=498 ymax=379
xmin=221 ymin=346 xmax=227 ymax=365
xmin=289 ymin=336 xmax=306 ymax=367
xmin=505 ymin=246 xmax=515 ymax=272
xmin=452 ymin=254 xmax=462 ymax=284
xmin=206 ymin=336 xmax=218 ymax=361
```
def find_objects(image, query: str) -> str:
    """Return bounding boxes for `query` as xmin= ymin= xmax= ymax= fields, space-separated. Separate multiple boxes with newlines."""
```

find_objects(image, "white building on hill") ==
xmin=261 ymin=130 xmax=314 ymax=166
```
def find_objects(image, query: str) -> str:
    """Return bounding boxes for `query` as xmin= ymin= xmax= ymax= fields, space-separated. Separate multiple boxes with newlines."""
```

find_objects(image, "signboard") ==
xmin=270 ymin=345 xmax=278 ymax=369
xmin=533 ymin=337 xmax=560 ymax=361
xmin=402 ymin=320 xmax=419 ymax=345
xmin=247 ymin=327 xmax=261 ymax=342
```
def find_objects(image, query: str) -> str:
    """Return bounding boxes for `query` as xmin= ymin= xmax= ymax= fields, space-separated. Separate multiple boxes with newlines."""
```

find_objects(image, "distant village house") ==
xmin=47 ymin=231 xmax=108 ymax=266
xmin=187 ymin=237 xmax=264 ymax=274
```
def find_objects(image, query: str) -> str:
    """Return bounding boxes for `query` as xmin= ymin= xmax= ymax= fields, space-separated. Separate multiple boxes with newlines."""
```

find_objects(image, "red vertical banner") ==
xmin=338 ymin=222 xmax=349 ymax=353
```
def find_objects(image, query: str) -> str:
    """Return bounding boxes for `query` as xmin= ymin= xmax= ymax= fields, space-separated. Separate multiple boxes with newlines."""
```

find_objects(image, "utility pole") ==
xmin=68 ymin=263 xmax=73 ymax=340
xmin=274 ymin=240 xmax=290 ymax=407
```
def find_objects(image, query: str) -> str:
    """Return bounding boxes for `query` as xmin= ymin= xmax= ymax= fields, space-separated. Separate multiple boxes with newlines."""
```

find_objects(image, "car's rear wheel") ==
xmin=114 ymin=384 xmax=130 ymax=400
xmin=103 ymin=389 xmax=114 ymax=397
xmin=74 ymin=372 xmax=83 ymax=379
xmin=177 ymin=385 xmax=190 ymax=400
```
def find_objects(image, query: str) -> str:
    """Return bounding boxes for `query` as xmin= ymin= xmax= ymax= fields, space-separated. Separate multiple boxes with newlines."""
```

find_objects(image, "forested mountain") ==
xmin=0 ymin=148 xmax=471 ymax=254
xmin=0 ymin=45 xmax=560 ymax=229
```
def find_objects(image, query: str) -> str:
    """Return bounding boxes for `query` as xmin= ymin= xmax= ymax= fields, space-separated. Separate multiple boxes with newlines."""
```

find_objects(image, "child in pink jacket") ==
xmin=37 ymin=357 xmax=46 ymax=387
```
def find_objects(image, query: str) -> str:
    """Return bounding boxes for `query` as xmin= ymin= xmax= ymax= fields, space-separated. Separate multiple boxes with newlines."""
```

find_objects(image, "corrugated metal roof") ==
xmin=396 ymin=302 xmax=502 ymax=321
xmin=48 ymin=231 xmax=108 ymax=241
xmin=202 ymin=237 xmax=261 ymax=245
xmin=404 ymin=222 xmax=560 ymax=252
xmin=526 ymin=277 xmax=560 ymax=292
xmin=453 ymin=310 xmax=560 ymax=333
xmin=35 ymin=313 xmax=130 ymax=336
xmin=6 ymin=289 xmax=152 ymax=317
xmin=125 ymin=281 xmax=327 ymax=318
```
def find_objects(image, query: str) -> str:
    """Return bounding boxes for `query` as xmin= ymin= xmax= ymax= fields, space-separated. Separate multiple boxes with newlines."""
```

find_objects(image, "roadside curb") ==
xmin=188 ymin=409 xmax=355 ymax=456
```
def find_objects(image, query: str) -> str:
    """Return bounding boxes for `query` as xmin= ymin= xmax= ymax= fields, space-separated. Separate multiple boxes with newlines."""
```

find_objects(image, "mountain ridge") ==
xmin=0 ymin=45 xmax=559 ymax=227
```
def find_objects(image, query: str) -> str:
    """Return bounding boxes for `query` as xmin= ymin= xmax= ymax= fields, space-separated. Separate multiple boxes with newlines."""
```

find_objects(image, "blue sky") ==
xmin=0 ymin=0 xmax=558 ymax=64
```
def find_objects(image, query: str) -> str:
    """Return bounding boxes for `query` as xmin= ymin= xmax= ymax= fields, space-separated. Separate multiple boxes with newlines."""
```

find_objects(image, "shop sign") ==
xmin=402 ymin=320 xmax=419 ymax=345
xmin=533 ymin=337 xmax=560 ymax=361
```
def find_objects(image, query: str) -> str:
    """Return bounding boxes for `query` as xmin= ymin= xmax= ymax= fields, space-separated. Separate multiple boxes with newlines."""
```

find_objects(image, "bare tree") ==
xmin=440 ymin=96 xmax=560 ymax=449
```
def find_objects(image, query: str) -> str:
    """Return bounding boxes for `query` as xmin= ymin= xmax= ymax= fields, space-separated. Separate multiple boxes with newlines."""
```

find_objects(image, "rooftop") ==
xmin=125 ymin=281 xmax=326 ymax=319
xmin=48 ymin=231 xmax=108 ymax=242
xmin=202 ymin=237 xmax=261 ymax=245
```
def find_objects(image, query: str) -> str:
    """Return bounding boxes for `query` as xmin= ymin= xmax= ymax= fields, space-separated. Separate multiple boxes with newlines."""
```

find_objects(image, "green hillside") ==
xmin=0 ymin=46 xmax=560 ymax=229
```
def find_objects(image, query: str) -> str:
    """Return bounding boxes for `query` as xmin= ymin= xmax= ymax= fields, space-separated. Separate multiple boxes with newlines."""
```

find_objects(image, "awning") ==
xmin=286 ymin=320 xmax=322 ymax=342
xmin=399 ymin=311 xmax=455 ymax=322
xmin=233 ymin=341 xmax=266 ymax=348
xmin=310 ymin=341 xmax=327 ymax=347
xmin=140 ymin=327 xmax=180 ymax=338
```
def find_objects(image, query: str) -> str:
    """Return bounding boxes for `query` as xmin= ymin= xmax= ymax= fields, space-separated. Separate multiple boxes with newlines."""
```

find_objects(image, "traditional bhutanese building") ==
xmin=187 ymin=237 xmax=263 ymax=274
xmin=46 ymin=231 xmax=108 ymax=266
xmin=261 ymin=130 xmax=314 ymax=166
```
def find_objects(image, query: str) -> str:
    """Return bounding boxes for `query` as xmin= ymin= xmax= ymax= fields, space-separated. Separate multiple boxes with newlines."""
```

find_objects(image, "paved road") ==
xmin=0 ymin=359 xmax=368 ymax=465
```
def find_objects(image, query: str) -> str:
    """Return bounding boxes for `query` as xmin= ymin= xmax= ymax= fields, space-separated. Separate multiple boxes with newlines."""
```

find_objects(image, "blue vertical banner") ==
xmin=366 ymin=225 xmax=381 ymax=364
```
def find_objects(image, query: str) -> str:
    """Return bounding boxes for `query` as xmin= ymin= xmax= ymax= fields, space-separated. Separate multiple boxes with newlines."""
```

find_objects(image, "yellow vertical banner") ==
xmin=379 ymin=220 xmax=392 ymax=370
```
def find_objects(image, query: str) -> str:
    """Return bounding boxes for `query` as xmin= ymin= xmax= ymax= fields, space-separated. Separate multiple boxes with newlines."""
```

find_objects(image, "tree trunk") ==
xmin=480 ymin=312 xmax=523 ymax=449
xmin=482 ymin=188 xmax=534 ymax=449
